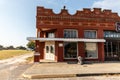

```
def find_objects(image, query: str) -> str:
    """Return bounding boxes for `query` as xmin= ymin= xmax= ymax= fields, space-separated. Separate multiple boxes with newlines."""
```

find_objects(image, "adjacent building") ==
xmin=27 ymin=6 xmax=120 ymax=62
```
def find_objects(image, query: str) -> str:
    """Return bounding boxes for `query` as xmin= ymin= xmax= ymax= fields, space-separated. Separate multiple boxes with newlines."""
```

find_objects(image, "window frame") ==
xmin=63 ymin=42 xmax=78 ymax=59
xmin=85 ymin=42 xmax=98 ymax=59
xmin=64 ymin=29 xmax=78 ymax=38
xmin=84 ymin=30 xmax=97 ymax=39
xmin=47 ymin=32 xmax=55 ymax=38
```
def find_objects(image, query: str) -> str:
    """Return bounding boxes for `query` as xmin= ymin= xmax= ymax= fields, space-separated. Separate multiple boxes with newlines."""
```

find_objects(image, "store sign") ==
xmin=59 ymin=43 xmax=63 ymax=47
xmin=116 ymin=22 xmax=120 ymax=32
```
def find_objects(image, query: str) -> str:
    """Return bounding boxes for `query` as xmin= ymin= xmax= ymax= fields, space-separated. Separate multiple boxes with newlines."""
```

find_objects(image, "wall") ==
xmin=36 ymin=6 xmax=120 ymax=62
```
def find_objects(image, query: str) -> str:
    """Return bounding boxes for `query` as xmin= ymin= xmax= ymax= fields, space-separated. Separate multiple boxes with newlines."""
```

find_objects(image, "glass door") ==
xmin=45 ymin=41 xmax=55 ymax=60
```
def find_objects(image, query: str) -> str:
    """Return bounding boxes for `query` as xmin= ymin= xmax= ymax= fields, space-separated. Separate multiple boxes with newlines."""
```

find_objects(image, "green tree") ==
xmin=7 ymin=46 xmax=14 ymax=50
xmin=0 ymin=45 xmax=3 ymax=50
xmin=26 ymin=41 xmax=35 ymax=50
xmin=16 ymin=46 xmax=26 ymax=50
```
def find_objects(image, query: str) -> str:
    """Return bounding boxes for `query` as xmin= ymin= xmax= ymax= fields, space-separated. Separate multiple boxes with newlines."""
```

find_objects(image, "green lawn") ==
xmin=0 ymin=50 xmax=33 ymax=60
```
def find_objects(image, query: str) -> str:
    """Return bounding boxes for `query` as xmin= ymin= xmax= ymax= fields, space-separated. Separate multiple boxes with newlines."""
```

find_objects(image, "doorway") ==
xmin=45 ymin=41 xmax=55 ymax=60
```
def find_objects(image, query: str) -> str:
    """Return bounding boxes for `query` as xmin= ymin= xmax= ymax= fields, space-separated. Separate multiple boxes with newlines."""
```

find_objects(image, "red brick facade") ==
xmin=34 ymin=6 xmax=120 ymax=62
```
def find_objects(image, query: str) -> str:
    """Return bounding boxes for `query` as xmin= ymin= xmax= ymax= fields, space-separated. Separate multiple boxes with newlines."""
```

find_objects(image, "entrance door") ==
xmin=104 ymin=41 xmax=120 ymax=61
xmin=45 ymin=42 xmax=55 ymax=60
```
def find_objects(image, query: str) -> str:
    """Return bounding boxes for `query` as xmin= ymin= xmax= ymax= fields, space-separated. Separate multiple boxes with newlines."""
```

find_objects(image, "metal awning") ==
xmin=27 ymin=37 xmax=106 ymax=42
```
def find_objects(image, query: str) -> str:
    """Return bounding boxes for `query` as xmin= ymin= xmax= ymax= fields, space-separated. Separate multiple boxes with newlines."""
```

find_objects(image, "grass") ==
xmin=0 ymin=50 xmax=33 ymax=60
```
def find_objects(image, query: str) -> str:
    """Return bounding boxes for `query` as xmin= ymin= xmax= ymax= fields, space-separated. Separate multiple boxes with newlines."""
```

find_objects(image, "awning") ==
xmin=27 ymin=37 xmax=106 ymax=42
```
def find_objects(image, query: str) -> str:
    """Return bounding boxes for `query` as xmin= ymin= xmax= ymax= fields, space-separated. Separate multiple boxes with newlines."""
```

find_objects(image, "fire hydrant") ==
xmin=78 ymin=56 xmax=83 ymax=65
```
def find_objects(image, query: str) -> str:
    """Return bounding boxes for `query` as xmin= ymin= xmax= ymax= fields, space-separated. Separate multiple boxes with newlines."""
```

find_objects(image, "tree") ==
xmin=16 ymin=46 xmax=26 ymax=50
xmin=0 ymin=45 xmax=3 ymax=50
xmin=6 ymin=46 xmax=14 ymax=50
xmin=26 ymin=41 xmax=35 ymax=50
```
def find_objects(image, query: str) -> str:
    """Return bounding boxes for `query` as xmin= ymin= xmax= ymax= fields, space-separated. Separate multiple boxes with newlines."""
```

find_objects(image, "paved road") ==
xmin=0 ymin=53 xmax=33 ymax=80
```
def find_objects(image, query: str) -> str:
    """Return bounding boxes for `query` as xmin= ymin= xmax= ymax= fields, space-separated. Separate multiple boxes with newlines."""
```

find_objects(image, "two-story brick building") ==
xmin=27 ymin=6 xmax=120 ymax=62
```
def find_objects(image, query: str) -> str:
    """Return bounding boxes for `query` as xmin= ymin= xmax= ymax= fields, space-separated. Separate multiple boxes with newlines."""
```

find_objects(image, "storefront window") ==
xmin=84 ymin=30 xmax=96 ymax=39
xmin=85 ymin=43 xmax=98 ymax=58
xmin=64 ymin=42 xmax=77 ymax=58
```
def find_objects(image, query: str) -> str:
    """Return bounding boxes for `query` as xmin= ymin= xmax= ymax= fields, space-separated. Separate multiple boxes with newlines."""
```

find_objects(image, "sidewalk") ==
xmin=23 ymin=62 xmax=120 ymax=79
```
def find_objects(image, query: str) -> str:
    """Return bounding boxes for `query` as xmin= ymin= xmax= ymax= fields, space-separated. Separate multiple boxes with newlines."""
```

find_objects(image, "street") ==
xmin=0 ymin=53 xmax=33 ymax=80
xmin=0 ymin=53 xmax=120 ymax=80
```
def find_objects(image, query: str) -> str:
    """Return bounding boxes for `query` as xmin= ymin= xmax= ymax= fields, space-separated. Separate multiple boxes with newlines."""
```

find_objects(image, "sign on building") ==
xmin=116 ymin=22 xmax=120 ymax=32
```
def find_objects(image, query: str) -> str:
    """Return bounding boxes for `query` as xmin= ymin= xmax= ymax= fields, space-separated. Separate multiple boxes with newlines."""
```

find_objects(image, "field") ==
xmin=0 ymin=50 xmax=33 ymax=60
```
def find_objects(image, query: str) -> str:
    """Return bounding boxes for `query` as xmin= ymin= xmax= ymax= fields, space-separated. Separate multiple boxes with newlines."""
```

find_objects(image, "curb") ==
xmin=23 ymin=74 xmax=76 ymax=79
xmin=23 ymin=73 xmax=120 ymax=79
xmin=76 ymin=73 xmax=120 ymax=77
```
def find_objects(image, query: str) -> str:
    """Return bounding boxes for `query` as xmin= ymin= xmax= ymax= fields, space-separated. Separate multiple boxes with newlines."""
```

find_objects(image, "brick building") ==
xmin=27 ymin=6 xmax=120 ymax=62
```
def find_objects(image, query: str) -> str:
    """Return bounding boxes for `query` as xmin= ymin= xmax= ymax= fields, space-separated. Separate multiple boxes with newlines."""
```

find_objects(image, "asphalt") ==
xmin=22 ymin=62 xmax=120 ymax=79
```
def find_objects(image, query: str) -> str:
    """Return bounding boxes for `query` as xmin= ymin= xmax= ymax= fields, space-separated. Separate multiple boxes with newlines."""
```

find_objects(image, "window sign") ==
xmin=116 ymin=22 xmax=120 ymax=32
xmin=104 ymin=31 xmax=120 ymax=38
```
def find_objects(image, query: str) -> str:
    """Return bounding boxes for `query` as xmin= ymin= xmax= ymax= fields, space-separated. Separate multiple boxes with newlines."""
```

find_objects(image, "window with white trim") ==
xmin=64 ymin=29 xmax=78 ymax=38
xmin=85 ymin=43 xmax=98 ymax=58
xmin=47 ymin=32 xmax=55 ymax=38
xmin=84 ymin=30 xmax=97 ymax=39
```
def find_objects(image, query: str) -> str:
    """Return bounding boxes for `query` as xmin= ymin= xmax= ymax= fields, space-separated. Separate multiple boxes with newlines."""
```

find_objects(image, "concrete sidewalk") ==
xmin=23 ymin=62 xmax=120 ymax=79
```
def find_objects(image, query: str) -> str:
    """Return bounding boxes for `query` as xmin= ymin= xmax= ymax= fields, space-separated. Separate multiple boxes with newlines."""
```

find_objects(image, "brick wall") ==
xmin=36 ymin=6 xmax=120 ymax=62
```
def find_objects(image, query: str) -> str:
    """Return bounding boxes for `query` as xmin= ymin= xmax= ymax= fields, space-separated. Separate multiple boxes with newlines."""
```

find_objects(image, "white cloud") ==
xmin=92 ymin=0 xmax=120 ymax=15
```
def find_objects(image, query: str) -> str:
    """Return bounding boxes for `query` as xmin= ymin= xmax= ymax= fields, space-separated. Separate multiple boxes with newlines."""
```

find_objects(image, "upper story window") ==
xmin=64 ymin=29 xmax=78 ymax=38
xmin=47 ymin=32 xmax=55 ymax=38
xmin=84 ymin=30 xmax=97 ymax=39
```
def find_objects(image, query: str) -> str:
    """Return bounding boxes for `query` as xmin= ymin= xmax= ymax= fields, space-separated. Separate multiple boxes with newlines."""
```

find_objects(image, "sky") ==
xmin=0 ymin=0 xmax=120 ymax=47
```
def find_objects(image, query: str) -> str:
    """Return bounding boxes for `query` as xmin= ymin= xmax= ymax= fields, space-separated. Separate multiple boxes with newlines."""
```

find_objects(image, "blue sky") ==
xmin=0 ymin=0 xmax=120 ymax=47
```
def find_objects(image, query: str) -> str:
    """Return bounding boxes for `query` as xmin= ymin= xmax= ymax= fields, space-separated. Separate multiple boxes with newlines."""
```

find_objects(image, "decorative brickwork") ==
xmin=35 ymin=6 xmax=120 ymax=62
xmin=36 ymin=7 xmax=120 ymax=32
